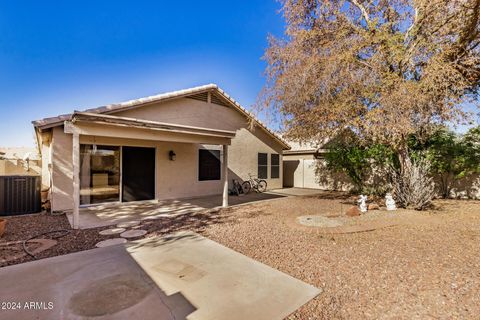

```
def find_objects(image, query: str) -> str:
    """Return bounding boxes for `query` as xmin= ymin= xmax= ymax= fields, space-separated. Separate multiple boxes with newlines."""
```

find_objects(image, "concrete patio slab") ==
xmin=68 ymin=192 xmax=287 ymax=229
xmin=0 ymin=232 xmax=320 ymax=320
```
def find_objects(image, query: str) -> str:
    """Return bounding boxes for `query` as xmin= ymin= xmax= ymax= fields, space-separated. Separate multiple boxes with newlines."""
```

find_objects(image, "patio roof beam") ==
xmin=64 ymin=121 xmax=232 ymax=146
xmin=71 ymin=112 xmax=236 ymax=138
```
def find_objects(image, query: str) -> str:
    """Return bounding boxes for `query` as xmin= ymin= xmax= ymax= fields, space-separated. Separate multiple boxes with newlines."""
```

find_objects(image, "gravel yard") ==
xmin=1 ymin=194 xmax=479 ymax=319
xmin=0 ymin=213 xmax=107 ymax=267
xmin=201 ymin=197 xmax=480 ymax=319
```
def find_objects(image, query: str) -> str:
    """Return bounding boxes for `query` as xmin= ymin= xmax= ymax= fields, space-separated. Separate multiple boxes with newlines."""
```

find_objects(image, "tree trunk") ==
xmin=398 ymin=147 xmax=411 ymax=174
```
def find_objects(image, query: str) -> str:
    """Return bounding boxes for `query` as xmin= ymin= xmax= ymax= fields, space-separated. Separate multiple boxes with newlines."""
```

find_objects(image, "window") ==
xmin=271 ymin=154 xmax=280 ymax=179
xmin=258 ymin=153 xmax=268 ymax=179
xmin=79 ymin=145 xmax=120 ymax=205
xmin=199 ymin=149 xmax=221 ymax=181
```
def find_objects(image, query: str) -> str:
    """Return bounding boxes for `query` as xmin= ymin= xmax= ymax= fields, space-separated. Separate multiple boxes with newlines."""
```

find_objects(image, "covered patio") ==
xmin=68 ymin=191 xmax=289 ymax=229
xmin=65 ymin=111 xmax=236 ymax=229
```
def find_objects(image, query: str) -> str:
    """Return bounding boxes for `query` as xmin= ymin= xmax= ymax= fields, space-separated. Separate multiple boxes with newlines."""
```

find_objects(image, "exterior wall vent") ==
xmin=187 ymin=92 xmax=209 ymax=102
xmin=211 ymin=93 xmax=230 ymax=107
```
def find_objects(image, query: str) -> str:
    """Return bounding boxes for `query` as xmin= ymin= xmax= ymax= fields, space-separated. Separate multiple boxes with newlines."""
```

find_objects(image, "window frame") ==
xmin=258 ymin=152 xmax=268 ymax=179
xmin=198 ymin=149 xmax=221 ymax=181
xmin=270 ymin=153 xmax=280 ymax=179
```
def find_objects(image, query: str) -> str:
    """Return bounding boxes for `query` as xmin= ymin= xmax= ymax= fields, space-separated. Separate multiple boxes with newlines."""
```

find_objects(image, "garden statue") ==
xmin=358 ymin=195 xmax=368 ymax=213
xmin=385 ymin=193 xmax=397 ymax=211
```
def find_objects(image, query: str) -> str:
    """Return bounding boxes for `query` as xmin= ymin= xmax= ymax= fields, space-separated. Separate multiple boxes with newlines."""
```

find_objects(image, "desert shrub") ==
xmin=324 ymin=135 xmax=395 ymax=195
xmin=408 ymin=126 xmax=480 ymax=198
xmin=391 ymin=156 xmax=435 ymax=210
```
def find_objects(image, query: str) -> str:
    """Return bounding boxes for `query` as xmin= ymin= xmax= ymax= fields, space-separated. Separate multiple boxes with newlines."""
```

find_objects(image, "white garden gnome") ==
xmin=385 ymin=193 xmax=397 ymax=211
xmin=358 ymin=195 xmax=368 ymax=213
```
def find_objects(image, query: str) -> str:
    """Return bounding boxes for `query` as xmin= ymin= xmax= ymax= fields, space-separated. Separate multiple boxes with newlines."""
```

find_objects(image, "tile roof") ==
xmin=32 ymin=84 xmax=290 ymax=149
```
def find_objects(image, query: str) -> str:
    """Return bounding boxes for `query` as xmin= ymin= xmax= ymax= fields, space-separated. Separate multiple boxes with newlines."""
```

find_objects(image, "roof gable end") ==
xmin=32 ymin=84 xmax=290 ymax=149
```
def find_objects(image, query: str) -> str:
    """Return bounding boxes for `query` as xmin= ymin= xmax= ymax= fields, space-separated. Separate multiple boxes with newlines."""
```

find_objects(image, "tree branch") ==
xmin=349 ymin=0 xmax=372 ymax=30
xmin=404 ymin=6 xmax=419 ymax=42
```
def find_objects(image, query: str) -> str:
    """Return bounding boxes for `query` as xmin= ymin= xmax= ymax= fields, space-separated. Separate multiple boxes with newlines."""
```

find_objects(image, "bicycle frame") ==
xmin=247 ymin=174 xmax=261 ymax=189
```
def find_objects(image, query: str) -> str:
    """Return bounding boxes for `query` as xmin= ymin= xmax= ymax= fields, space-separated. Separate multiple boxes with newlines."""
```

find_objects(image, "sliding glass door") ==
xmin=80 ymin=145 xmax=120 ymax=205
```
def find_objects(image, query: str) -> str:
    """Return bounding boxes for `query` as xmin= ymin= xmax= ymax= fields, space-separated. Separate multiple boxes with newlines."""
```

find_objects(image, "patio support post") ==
xmin=72 ymin=130 xmax=80 ymax=229
xmin=222 ymin=144 xmax=228 ymax=207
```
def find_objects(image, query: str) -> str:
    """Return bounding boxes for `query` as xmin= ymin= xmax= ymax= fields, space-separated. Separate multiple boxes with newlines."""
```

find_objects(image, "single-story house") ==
xmin=33 ymin=84 xmax=290 ymax=228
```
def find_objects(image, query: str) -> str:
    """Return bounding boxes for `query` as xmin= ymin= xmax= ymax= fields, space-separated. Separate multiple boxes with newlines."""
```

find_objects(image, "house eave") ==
xmin=31 ymin=84 xmax=290 ymax=150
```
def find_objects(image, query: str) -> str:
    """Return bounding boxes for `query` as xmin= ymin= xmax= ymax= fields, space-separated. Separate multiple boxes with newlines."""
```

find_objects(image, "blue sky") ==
xmin=0 ymin=1 xmax=285 ymax=147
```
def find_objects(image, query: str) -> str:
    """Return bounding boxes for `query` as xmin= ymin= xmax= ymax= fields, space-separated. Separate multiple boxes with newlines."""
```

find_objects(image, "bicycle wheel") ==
xmin=242 ymin=181 xmax=252 ymax=194
xmin=257 ymin=180 xmax=267 ymax=193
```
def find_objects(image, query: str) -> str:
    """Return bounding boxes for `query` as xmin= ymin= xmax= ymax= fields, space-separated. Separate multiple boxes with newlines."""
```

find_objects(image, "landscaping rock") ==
xmin=346 ymin=206 xmax=361 ymax=217
xmin=99 ymin=228 xmax=126 ymax=236
xmin=120 ymin=230 xmax=147 ymax=239
xmin=95 ymin=238 xmax=127 ymax=248
xmin=368 ymin=203 xmax=380 ymax=210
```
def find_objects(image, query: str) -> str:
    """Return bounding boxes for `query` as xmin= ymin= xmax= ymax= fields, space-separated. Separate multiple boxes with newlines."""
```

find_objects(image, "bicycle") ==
xmin=242 ymin=173 xmax=267 ymax=194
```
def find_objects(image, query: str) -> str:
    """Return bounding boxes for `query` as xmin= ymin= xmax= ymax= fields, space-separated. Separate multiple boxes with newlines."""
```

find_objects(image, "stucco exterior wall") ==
xmin=116 ymin=97 xmax=284 ymax=189
xmin=229 ymin=128 xmax=283 ymax=190
xmin=283 ymin=154 xmax=353 ymax=191
xmin=0 ymin=159 xmax=41 ymax=176
xmin=115 ymin=97 xmax=246 ymax=132
xmin=51 ymin=126 xmax=73 ymax=212
xmin=284 ymin=153 xmax=480 ymax=199
xmin=48 ymin=97 xmax=286 ymax=212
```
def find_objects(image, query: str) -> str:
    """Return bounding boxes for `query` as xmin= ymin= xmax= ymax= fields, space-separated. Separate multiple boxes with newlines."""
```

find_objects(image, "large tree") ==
xmin=262 ymin=0 xmax=480 ymax=167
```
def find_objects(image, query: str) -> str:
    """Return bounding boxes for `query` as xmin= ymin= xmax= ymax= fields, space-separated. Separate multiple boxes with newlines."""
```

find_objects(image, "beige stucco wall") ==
xmin=115 ymin=97 xmax=245 ymax=131
xmin=228 ymin=128 xmax=283 ymax=190
xmin=283 ymin=154 xmax=353 ymax=191
xmin=51 ymin=126 xmax=73 ymax=212
xmin=0 ymin=159 xmax=41 ymax=176
xmin=284 ymin=153 xmax=480 ymax=199
xmin=47 ymin=97 xmax=285 ymax=212
xmin=116 ymin=97 xmax=284 ymax=190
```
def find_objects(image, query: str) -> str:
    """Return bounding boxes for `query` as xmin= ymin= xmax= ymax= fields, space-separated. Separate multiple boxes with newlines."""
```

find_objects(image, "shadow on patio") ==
xmin=68 ymin=191 xmax=287 ymax=229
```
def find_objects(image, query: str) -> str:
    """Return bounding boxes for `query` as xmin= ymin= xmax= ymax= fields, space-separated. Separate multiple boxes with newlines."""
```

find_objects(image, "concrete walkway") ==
xmin=0 ymin=232 xmax=320 ymax=320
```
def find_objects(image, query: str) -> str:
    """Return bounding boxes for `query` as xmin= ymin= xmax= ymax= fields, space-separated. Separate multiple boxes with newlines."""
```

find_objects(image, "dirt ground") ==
xmin=1 ymin=194 xmax=479 ymax=319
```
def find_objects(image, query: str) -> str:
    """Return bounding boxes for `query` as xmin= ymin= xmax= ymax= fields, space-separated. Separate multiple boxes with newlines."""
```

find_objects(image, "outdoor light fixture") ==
xmin=169 ymin=150 xmax=176 ymax=161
